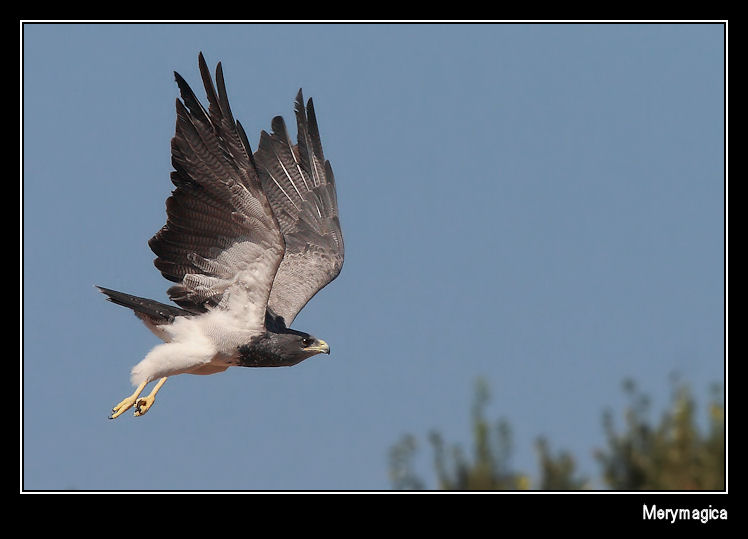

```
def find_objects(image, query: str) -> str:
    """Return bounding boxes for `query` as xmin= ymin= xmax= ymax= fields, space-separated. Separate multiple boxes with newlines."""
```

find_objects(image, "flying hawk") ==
xmin=98 ymin=53 xmax=344 ymax=419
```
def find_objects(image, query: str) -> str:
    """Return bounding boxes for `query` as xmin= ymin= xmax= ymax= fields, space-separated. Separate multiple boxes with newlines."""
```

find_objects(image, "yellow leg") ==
xmin=109 ymin=380 xmax=148 ymax=420
xmin=134 ymin=377 xmax=168 ymax=417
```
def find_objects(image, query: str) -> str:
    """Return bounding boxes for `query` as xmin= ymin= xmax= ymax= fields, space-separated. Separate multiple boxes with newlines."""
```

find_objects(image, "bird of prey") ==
xmin=98 ymin=53 xmax=344 ymax=419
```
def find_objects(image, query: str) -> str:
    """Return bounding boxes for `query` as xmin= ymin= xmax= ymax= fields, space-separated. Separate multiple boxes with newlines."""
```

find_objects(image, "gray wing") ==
xmin=149 ymin=53 xmax=285 ymax=331
xmin=255 ymin=90 xmax=344 ymax=326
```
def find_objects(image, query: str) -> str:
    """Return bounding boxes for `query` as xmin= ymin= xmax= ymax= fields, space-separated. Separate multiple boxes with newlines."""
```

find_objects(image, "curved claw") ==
xmin=109 ymin=396 xmax=137 ymax=419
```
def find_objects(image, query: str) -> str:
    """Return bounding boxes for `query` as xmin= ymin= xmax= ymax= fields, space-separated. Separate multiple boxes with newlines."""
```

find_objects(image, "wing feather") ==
xmin=149 ymin=53 xmax=284 ymax=331
xmin=255 ymin=89 xmax=344 ymax=326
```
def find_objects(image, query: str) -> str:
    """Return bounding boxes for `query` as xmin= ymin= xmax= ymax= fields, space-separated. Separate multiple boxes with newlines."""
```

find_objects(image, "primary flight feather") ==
xmin=98 ymin=53 xmax=344 ymax=418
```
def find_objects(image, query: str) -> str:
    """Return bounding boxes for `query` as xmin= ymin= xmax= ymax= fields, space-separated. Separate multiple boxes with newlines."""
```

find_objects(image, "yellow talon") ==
xmin=109 ymin=377 xmax=167 ymax=419
xmin=109 ymin=381 xmax=148 ymax=419
xmin=110 ymin=396 xmax=138 ymax=419
xmin=133 ymin=377 xmax=167 ymax=417
xmin=134 ymin=395 xmax=155 ymax=416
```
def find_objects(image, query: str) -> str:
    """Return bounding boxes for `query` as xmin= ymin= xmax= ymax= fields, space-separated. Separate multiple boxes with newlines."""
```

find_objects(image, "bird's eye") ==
xmin=302 ymin=337 xmax=313 ymax=347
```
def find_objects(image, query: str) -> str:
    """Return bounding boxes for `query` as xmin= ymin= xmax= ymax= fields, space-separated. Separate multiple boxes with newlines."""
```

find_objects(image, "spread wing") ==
xmin=255 ymin=90 xmax=344 ymax=326
xmin=148 ymin=53 xmax=285 ymax=331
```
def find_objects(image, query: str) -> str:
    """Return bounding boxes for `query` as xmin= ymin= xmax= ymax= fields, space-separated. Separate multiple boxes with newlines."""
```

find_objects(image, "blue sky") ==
xmin=22 ymin=23 xmax=724 ymax=490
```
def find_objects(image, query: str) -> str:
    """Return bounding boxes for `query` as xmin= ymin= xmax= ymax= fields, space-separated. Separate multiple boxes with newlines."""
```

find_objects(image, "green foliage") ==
xmin=388 ymin=433 xmax=425 ymax=490
xmin=389 ymin=378 xmax=584 ymax=490
xmin=388 ymin=376 xmax=724 ymax=491
xmin=535 ymin=436 xmax=587 ymax=490
xmin=595 ymin=378 xmax=724 ymax=490
xmin=427 ymin=379 xmax=524 ymax=489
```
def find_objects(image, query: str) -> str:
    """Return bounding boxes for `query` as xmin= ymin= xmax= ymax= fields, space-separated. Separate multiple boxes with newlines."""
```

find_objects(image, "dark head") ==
xmin=238 ymin=330 xmax=330 ymax=367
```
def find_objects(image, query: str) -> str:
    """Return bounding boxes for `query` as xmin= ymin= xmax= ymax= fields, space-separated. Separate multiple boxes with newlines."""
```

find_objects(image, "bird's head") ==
xmin=287 ymin=331 xmax=331 ymax=359
xmin=238 ymin=330 xmax=330 ymax=367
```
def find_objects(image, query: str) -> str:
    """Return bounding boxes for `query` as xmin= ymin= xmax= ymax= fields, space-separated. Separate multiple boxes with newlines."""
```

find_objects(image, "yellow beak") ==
xmin=305 ymin=339 xmax=330 ymax=355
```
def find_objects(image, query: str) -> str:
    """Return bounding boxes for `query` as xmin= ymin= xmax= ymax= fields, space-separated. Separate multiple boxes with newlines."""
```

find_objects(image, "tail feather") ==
xmin=96 ymin=286 xmax=192 ymax=324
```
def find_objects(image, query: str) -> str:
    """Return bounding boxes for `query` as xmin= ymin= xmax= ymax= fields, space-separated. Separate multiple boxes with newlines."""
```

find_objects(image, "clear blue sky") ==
xmin=22 ymin=23 xmax=724 ymax=490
